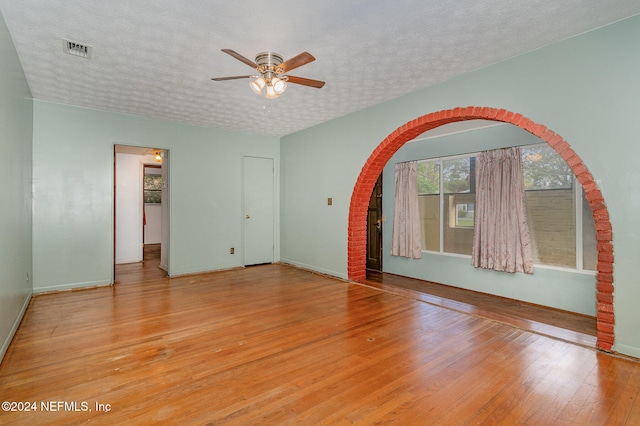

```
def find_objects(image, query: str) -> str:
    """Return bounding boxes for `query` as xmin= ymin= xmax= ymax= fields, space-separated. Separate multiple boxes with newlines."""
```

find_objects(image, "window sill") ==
xmin=419 ymin=250 xmax=597 ymax=276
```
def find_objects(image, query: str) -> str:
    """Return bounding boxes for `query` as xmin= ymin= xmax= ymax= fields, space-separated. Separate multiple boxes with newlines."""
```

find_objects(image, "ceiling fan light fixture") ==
xmin=249 ymin=77 xmax=266 ymax=94
xmin=213 ymin=49 xmax=325 ymax=99
xmin=271 ymin=77 xmax=287 ymax=95
xmin=265 ymin=84 xmax=279 ymax=99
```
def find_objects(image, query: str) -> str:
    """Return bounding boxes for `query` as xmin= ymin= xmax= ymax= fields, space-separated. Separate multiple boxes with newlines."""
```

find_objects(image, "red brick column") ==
xmin=348 ymin=106 xmax=615 ymax=352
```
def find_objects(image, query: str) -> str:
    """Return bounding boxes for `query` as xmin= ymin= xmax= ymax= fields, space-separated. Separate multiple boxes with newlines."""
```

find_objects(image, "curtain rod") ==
xmin=394 ymin=142 xmax=544 ymax=164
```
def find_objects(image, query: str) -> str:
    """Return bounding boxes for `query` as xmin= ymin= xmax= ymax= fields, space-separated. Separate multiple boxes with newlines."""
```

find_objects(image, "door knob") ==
xmin=245 ymin=215 xmax=250 ymax=219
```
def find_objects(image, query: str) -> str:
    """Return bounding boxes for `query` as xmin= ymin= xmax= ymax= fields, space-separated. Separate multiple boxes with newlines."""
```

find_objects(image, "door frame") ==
xmin=113 ymin=145 xmax=171 ymax=282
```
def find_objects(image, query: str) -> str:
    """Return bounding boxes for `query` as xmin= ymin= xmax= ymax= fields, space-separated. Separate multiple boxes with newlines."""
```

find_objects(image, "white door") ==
xmin=243 ymin=156 xmax=274 ymax=265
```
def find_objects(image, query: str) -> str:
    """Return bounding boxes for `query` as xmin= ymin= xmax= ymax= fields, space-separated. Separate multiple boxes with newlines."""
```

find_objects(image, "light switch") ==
xmin=327 ymin=197 xmax=333 ymax=206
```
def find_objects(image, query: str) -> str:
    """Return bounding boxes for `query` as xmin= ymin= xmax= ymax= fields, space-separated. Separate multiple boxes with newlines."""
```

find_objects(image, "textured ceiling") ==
xmin=1 ymin=1 xmax=639 ymax=137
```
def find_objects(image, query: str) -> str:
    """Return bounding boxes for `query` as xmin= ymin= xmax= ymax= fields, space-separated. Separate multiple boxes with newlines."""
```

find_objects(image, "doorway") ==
xmin=114 ymin=145 xmax=170 ymax=280
xmin=366 ymin=174 xmax=383 ymax=271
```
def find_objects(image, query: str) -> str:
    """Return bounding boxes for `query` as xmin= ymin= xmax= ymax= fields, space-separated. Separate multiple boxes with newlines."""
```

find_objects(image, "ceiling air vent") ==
xmin=63 ymin=39 xmax=92 ymax=59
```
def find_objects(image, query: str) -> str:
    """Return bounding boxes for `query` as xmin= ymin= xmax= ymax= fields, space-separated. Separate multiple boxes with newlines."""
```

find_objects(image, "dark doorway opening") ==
xmin=366 ymin=174 xmax=383 ymax=271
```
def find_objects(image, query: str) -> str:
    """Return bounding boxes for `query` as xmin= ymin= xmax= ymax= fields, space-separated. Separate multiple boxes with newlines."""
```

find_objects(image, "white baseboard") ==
xmin=34 ymin=279 xmax=112 ymax=294
xmin=115 ymin=257 xmax=142 ymax=265
xmin=613 ymin=343 xmax=640 ymax=360
xmin=0 ymin=291 xmax=32 ymax=364
xmin=279 ymin=259 xmax=348 ymax=281
xmin=168 ymin=263 xmax=243 ymax=277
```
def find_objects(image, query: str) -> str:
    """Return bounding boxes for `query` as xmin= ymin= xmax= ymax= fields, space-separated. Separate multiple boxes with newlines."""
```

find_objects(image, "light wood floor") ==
xmin=364 ymin=271 xmax=597 ymax=348
xmin=1 ymin=249 xmax=639 ymax=424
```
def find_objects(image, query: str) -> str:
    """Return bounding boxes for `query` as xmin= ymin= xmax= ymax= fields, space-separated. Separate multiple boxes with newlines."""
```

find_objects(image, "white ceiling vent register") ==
xmin=63 ymin=39 xmax=92 ymax=59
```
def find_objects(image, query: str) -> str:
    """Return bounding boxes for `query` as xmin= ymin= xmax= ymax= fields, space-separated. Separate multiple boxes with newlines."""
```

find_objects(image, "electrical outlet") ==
xmin=327 ymin=197 xmax=333 ymax=206
xmin=230 ymin=247 xmax=234 ymax=254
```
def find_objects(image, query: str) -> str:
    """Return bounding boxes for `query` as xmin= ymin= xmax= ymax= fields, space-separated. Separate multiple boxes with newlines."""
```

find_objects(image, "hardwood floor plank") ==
xmin=0 ymin=254 xmax=638 ymax=424
xmin=365 ymin=270 xmax=597 ymax=347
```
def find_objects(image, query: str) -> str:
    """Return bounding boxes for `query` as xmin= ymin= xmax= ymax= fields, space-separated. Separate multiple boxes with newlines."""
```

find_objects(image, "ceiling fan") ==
xmin=212 ymin=49 xmax=325 ymax=99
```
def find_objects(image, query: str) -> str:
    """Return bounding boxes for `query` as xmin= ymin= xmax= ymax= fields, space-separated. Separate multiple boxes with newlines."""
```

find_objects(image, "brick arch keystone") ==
xmin=348 ymin=106 xmax=614 ymax=351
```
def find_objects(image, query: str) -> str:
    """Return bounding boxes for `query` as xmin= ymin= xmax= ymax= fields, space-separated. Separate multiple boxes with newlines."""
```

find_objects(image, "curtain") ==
xmin=472 ymin=147 xmax=533 ymax=274
xmin=391 ymin=161 xmax=422 ymax=259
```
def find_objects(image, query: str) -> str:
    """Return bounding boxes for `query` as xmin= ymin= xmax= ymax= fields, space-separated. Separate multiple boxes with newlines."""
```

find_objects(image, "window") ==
xmin=417 ymin=156 xmax=476 ymax=255
xmin=143 ymin=174 xmax=162 ymax=204
xmin=455 ymin=203 xmax=474 ymax=228
xmin=416 ymin=144 xmax=596 ymax=272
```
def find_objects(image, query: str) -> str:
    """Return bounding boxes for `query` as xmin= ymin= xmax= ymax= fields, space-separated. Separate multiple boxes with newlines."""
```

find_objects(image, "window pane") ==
xmin=443 ymin=157 xmax=475 ymax=255
xmin=418 ymin=194 xmax=440 ymax=251
xmin=144 ymin=175 xmax=162 ymax=191
xmin=582 ymin=191 xmax=597 ymax=271
xmin=523 ymin=144 xmax=576 ymax=268
xmin=144 ymin=190 xmax=162 ymax=204
xmin=417 ymin=161 xmax=440 ymax=195
xmin=522 ymin=145 xmax=573 ymax=190
xmin=144 ymin=175 xmax=162 ymax=204
xmin=418 ymin=160 xmax=440 ymax=251
xmin=525 ymin=187 xmax=576 ymax=267
xmin=443 ymin=157 xmax=472 ymax=194
xmin=455 ymin=203 xmax=474 ymax=227
xmin=444 ymin=193 xmax=475 ymax=255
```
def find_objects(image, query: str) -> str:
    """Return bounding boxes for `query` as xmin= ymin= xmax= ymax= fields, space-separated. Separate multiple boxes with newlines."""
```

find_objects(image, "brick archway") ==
xmin=348 ymin=106 xmax=614 ymax=351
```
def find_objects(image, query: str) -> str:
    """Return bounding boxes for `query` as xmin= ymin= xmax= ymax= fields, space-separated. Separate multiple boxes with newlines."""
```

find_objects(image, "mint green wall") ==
xmin=0 ymin=10 xmax=33 ymax=362
xmin=32 ymin=101 xmax=279 ymax=291
xmin=281 ymin=16 xmax=640 ymax=357
xmin=383 ymin=124 xmax=596 ymax=316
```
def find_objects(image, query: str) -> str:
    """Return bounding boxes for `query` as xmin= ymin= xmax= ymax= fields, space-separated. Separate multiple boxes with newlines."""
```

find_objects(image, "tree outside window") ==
xmin=144 ymin=175 xmax=162 ymax=204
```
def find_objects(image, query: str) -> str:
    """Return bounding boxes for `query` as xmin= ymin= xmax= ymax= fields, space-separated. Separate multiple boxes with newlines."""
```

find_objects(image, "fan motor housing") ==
xmin=255 ymin=52 xmax=284 ymax=73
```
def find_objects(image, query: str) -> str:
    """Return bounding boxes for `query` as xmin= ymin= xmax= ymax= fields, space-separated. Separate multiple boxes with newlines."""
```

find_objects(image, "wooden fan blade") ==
xmin=221 ymin=49 xmax=258 ymax=68
xmin=286 ymin=75 xmax=325 ymax=88
xmin=280 ymin=52 xmax=315 ymax=73
xmin=211 ymin=75 xmax=253 ymax=81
